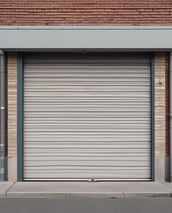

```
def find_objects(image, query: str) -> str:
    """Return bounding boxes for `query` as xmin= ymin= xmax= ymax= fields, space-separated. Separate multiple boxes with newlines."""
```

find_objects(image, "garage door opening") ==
xmin=22 ymin=53 xmax=153 ymax=181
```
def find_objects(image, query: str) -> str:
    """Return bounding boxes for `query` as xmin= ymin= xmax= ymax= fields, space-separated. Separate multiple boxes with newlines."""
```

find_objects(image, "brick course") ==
xmin=1 ymin=0 xmax=172 ymax=25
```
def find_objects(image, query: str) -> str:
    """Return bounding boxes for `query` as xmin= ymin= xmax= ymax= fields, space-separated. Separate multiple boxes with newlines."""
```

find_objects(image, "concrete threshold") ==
xmin=0 ymin=182 xmax=171 ymax=198
xmin=0 ymin=182 xmax=14 ymax=198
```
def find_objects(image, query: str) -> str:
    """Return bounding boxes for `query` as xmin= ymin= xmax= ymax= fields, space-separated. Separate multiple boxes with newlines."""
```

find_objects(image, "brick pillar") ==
xmin=7 ymin=53 xmax=17 ymax=181
xmin=154 ymin=53 xmax=166 ymax=182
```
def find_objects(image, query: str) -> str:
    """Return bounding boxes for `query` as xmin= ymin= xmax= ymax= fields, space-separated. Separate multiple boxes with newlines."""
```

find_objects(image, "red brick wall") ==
xmin=1 ymin=0 xmax=172 ymax=25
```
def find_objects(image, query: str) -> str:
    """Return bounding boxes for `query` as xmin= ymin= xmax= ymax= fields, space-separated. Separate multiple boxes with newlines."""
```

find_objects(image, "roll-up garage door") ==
xmin=23 ymin=53 xmax=152 ymax=181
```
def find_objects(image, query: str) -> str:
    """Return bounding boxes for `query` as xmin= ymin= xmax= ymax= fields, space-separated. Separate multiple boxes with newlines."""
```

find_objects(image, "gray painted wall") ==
xmin=0 ymin=26 xmax=172 ymax=50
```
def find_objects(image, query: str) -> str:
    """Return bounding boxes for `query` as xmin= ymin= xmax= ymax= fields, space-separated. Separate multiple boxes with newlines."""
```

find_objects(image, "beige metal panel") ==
xmin=23 ymin=54 xmax=151 ymax=180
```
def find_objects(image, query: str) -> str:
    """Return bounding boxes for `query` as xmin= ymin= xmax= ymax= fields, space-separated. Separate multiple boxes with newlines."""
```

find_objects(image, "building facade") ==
xmin=0 ymin=0 xmax=172 ymax=183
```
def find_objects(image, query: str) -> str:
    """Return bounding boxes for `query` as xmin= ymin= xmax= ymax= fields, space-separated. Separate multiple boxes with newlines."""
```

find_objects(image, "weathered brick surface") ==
xmin=155 ymin=53 xmax=166 ymax=157
xmin=7 ymin=53 xmax=17 ymax=158
xmin=1 ymin=0 xmax=172 ymax=25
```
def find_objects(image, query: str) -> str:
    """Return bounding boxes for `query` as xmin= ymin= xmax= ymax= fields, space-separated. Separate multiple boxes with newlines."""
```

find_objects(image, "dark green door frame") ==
xmin=17 ymin=53 xmax=23 ymax=181
xmin=150 ymin=53 xmax=155 ymax=181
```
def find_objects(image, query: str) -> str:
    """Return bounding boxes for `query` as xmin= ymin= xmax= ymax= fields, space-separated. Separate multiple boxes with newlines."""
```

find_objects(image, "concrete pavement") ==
xmin=1 ymin=198 xmax=172 ymax=213
xmin=0 ymin=182 xmax=172 ymax=198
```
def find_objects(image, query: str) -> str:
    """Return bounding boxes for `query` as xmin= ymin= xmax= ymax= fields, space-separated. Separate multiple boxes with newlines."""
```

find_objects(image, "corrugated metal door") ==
xmin=23 ymin=53 xmax=152 ymax=181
